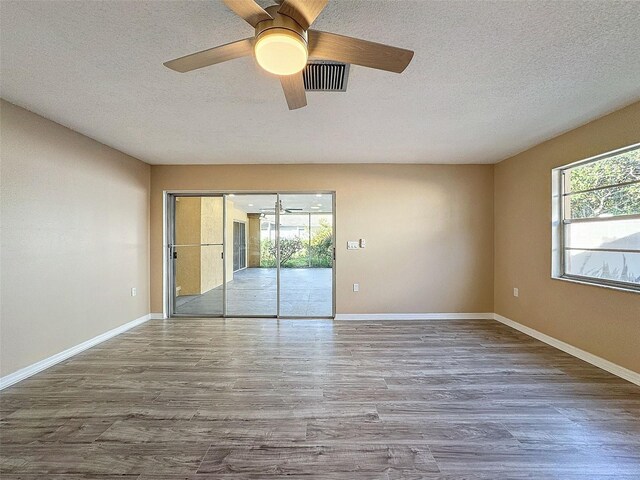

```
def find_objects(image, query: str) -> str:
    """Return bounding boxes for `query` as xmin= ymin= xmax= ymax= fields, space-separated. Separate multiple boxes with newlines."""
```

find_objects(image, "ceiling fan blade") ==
xmin=222 ymin=0 xmax=272 ymax=27
xmin=308 ymin=30 xmax=414 ymax=73
xmin=277 ymin=0 xmax=328 ymax=30
xmin=164 ymin=38 xmax=254 ymax=73
xmin=280 ymin=72 xmax=307 ymax=110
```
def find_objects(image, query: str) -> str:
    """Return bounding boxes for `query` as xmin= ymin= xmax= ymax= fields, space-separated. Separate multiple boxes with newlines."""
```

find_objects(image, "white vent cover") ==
xmin=303 ymin=61 xmax=350 ymax=92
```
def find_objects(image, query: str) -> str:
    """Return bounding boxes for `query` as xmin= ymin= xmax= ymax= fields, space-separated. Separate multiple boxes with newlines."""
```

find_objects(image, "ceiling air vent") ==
xmin=303 ymin=62 xmax=350 ymax=92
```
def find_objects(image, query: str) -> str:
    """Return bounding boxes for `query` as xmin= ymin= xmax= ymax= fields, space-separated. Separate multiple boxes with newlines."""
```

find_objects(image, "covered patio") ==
xmin=175 ymin=267 xmax=333 ymax=317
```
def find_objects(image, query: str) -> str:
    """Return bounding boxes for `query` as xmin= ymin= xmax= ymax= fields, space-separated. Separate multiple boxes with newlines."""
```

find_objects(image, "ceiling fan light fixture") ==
xmin=254 ymin=28 xmax=308 ymax=76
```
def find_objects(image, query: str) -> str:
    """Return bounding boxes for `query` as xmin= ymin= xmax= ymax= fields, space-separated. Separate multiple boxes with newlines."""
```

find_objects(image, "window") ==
xmin=552 ymin=144 xmax=640 ymax=292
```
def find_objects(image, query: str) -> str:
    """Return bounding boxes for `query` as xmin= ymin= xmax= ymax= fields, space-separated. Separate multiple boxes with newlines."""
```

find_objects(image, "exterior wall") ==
xmin=199 ymin=197 xmax=224 ymax=292
xmin=175 ymin=197 xmax=202 ymax=295
xmin=174 ymin=197 xmax=248 ymax=296
xmin=494 ymin=100 xmax=640 ymax=373
xmin=0 ymin=100 xmax=150 ymax=377
xmin=150 ymin=164 xmax=495 ymax=315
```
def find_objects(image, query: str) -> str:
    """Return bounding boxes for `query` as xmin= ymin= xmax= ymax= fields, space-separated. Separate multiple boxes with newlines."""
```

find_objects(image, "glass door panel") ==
xmin=171 ymin=195 xmax=224 ymax=316
xmin=173 ymin=245 xmax=224 ymax=315
xmin=278 ymin=194 xmax=334 ymax=317
xmin=224 ymin=194 xmax=278 ymax=317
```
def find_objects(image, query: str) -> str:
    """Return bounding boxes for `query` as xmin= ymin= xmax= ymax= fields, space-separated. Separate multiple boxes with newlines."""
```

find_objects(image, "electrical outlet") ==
xmin=513 ymin=287 xmax=519 ymax=297
xmin=353 ymin=283 xmax=359 ymax=292
xmin=131 ymin=287 xmax=137 ymax=297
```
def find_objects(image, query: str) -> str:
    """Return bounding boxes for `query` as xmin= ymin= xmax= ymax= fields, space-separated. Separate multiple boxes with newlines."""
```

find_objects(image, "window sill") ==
xmin=551 ymin=275 xmax=640 ymax=294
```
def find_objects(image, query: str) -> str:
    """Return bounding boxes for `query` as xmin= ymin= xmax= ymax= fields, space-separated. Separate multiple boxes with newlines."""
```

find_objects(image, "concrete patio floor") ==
xmin=175 ymin=267 xmax=333 ymax=317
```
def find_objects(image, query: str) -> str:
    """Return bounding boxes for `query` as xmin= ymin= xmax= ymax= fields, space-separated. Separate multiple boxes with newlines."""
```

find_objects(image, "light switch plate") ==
xmin=353 ymin=283 xmax=359 ymax=292
xmin=359 ymin=238 xmax=366 ymax=248
xmin=347 ymin=241 xmax=359 ymax=250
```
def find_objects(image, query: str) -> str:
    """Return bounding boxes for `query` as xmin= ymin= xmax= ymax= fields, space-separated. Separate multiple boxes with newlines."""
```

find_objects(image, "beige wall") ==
xmin=494 ymin=101 xmax=640 ymax=373
xmin=150 ymin=164 xmax=495 ymax=314
xmin=0 ymin=100 xmax=150 ymax=376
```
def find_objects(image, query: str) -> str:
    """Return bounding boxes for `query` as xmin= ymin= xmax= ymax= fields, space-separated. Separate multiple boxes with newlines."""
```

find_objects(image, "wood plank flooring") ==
xmin=1 ymin=318 xmax=639 ymax=478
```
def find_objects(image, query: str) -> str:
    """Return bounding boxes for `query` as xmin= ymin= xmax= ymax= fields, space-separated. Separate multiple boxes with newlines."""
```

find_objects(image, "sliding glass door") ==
xmin=167 ymin=192 xmax=334 ymax=318
xmin=170 ymin=195 xmax=225 ymax=316
xmin=224 ymin=194 xmax=278 ymax=317
xmin=278 ymin=194 xmax=334 ymax=317
xmin=233 ymin=221 xmax=246 ymax=271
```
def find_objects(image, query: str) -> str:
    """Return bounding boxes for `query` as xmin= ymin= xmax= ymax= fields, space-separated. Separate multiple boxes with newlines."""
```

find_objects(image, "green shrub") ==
xmin=260 ymin=238 xmax=305 ymax=267
xmin=309 ymin=220 xmax=333 ymax=267
xmin=260 ymin=239 xmax=276 ymax=267
xmin=259 ymin=219 xmax=333 ymax=268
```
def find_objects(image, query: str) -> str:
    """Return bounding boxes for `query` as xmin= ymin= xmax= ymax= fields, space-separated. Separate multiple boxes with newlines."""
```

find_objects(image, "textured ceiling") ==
xmin=1 ymin=0 xmax=639 ymax=165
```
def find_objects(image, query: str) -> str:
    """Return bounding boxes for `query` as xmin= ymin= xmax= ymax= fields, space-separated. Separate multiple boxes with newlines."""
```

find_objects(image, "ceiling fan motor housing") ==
xmin=254 ymin=8 xmax=308 ymax=45
xmin=254 ymin=8 xmax=309 ymax=76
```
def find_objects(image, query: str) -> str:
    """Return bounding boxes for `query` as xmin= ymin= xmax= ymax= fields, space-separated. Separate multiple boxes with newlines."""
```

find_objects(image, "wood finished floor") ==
xmin=1 ymin=318 xmax=639 ymax=479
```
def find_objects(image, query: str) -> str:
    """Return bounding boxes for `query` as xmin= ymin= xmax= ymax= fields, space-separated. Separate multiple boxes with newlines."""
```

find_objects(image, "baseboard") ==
xmin=334 ymin=313 xmax=494 ymax=321
xmin=150 ymin=313 xmax=165 ymax=320
xmin=0 ymin=313 xmax=152 ymax=390
xmin=493 ymin=313 xmax=640 ymax=387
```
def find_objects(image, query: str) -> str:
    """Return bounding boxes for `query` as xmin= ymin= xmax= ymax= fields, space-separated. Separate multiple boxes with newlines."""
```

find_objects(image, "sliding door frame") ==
xmin=166 ymin=192 xmax=227 ymax=317
xmin=165 ymin=190 xmax=336 ymax=319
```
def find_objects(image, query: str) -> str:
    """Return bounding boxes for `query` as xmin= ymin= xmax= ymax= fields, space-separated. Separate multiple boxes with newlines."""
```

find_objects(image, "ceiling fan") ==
xmin=164 ymin=0 xmax=414 ymax=110
xmin=261 ymin=208 xmax=303 ymax=213
xmin=260 ymin=201 xmax=303 ymax=214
